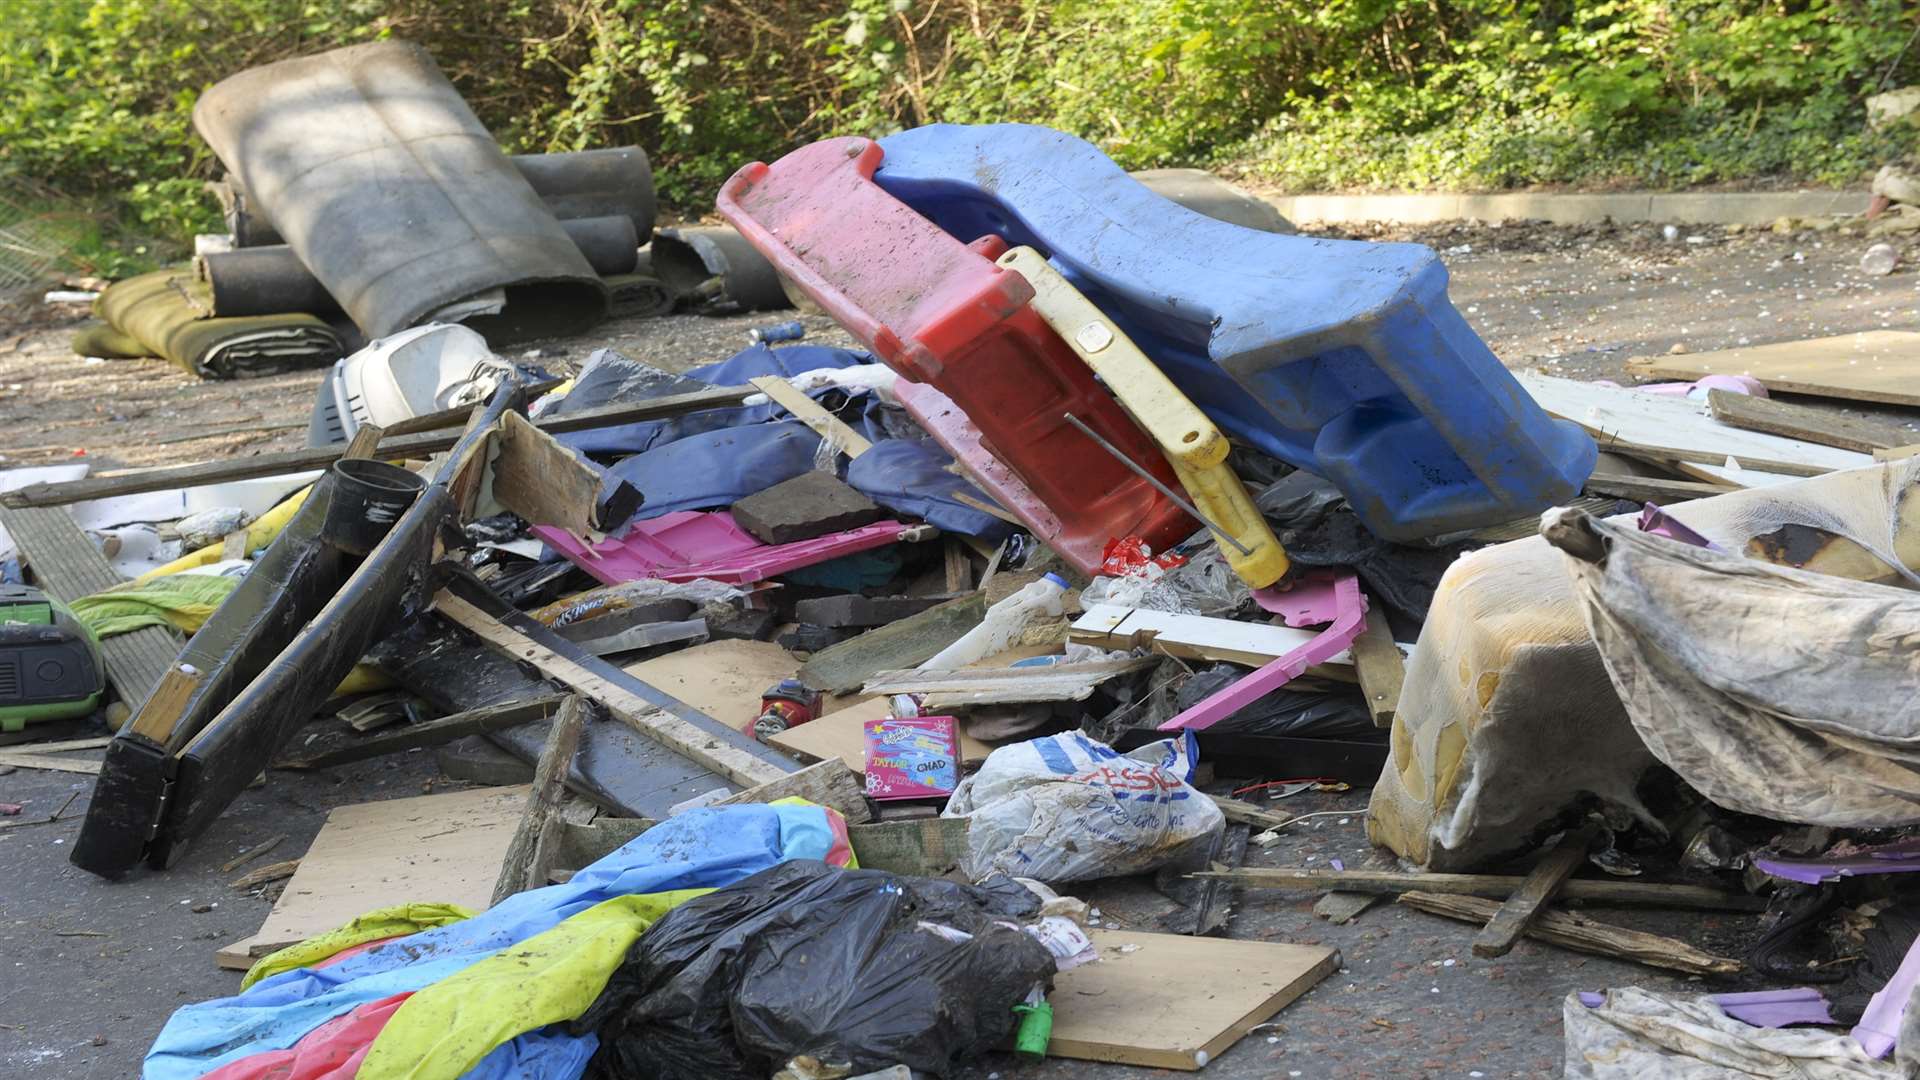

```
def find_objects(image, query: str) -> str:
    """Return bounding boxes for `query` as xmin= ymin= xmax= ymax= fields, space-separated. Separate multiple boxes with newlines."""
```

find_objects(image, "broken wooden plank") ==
xmin=1582 ymin=473 xmax=1730 ymax=503
xmin=860 ymin=657 xmax=1155 ymax=706
xmin=1472 ymin=824 xmax=1598 ymax=958
xmin=798 ymin=593 xmax=988 ymax=694
xmin=9 ymin=735 xmax=111 ymax=753
xmin=1072 ymin=605 xmax=1383 ymax=671
xmin=1626 ymin=331 xmax=1920 ymax=408
xmin=711 ymin=757 xmax=871 ymax=824
xmin=1046 ymin=930 xmax=1338 ymax=1070
xmin=1199 ymin=867 xmax=1767 ymax=911
xmin=750 ymin=375 xmax=874 ymax=458
xmin=0 ymin=504 xmax=178 ymax=708
xmin=2 ymin=385 xmax=756 ymax=509
xmin=0 ymin=750 xmax=101 ymax=774
xmin=216 ymin=785 xmax=526 ymax=969
xmin=1400 ymin=891 xmax=1742 ymax=976
xmin=943 ymin=538 xmax=973 ymax=593
xmin=229 ymin=859 xmax=300 ymax=890
xmin=219 ymin=834 xmax=285 ymax=873
xmin=491 ymin=409 xmax=637 ymax=538
xmin=1518 ymin=371 xmax=1870 ymax=484
xmin=1208 ymin=795 xmax=1296 ymax=833
xmin=493 ymin=695 xmax=590 ymax=904
xmin=1348 ymin=605 xmax=1403 ymax=728
xmin=434 ymin=589 xmax=794 ymax=789
xmin=846 ymin=816 xmax=969 ymax=876
xmin=1705 ymin=389 xmax=1905 ymax=453
xmin=1314 ymin=892 xmax=1384 ymax=925
xmin=276 ymin=697 xmax=566 ymax=770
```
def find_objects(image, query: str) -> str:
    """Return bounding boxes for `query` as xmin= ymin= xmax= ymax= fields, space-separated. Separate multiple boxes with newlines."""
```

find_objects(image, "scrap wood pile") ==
xmin=5 ymin=36 xmax=1920 ymax=1080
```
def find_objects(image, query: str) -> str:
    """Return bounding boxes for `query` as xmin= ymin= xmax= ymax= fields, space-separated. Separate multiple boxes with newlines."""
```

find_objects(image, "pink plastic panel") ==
xmin=1159 ymin=572 xmax=1368 ymax=732
xmin=534 ymin=510 xmax=909 ymax=586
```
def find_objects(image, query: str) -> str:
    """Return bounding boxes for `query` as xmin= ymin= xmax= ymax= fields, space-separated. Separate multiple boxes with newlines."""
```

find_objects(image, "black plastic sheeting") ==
xmin=193 ymin=40 xmax=607 ymax=342
xmin=1172 ymin=664 xmax=1377 ymax=739
xmin=575 ymin=860 xmax=1054 ymax=1080
xmin=1256 ymin=469 xmax=1472 ymax=625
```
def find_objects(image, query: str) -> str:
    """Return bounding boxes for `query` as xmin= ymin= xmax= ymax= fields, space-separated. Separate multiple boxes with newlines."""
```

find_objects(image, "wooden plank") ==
xmin=1071 ymin=605 xmax=1370 ymax=669
xmin=1876 ymin=444 xmax=1920 ymax=462
xmin=276 ymin=697 xmax=565 ymax=770
xmin=1625 ymin=331 xmax=1920 ymax=408
xmin=492 ymin=696 xmax=589 ymax=904
xmin=1518 ymin=371 xmax=1871 ymax=481
xmin=1314 ymin=891 xmax=1384 ymax=925
xmin=1399 ymin=891 xmax=1742 ymax=976
xmin=0 ymin=750 xmax=100 ymax=774
xmin=1208 ymin=795 xmax=1295 ymax=833
xmin=621 ymin=640 xmax=798 ymax=730
xmin=8 ymin=735 xmax=111 ymax=753
xmin=340 ymin=422 xmax=384 ymax=461
xmin=1583 ymin=473 xmax=1730 ymax=503
xmin=491 ymin=410 xmax=607 ymax=539
xmin=1348 ymin=605 xmax=1403 ymax=728
xmin=846 ymin=817 xmax=969 ymax=876
xmin=0 ymin=504 xmax=178 ymax=707
xmin=229 ymin=859 xmax=300 ymax=890
xmin=1045 ymin=930 xmax=1338 ymax=1070
xmin=1195 ymin=867 xmax=1766 ymax=911
xmin=943 ymin=538 xmax=973 ymax=593
xmin=860 ymin=658 xmax=1155 ymax=706
xmin=380 ymin=377 xmax=565 ymax=437
xmin=2 ymin=385 xmax=755 ymax=509
xmin=767 ymin=696 xmax=995 ymax=776
xmin=130 ymin=664 xmax=202 ymax=741
xmin=1472 ymin=825 xmax=1597 ymax=958
xmin=1705 ymin=389 xmax=1905 ymax=453
xmin=215 ymin=786 xmax=526 ymax=969
xmin=711 ymin=757 xmax=871 ymax=824
xmin=798 ymin=593 xmax=989 ymax=694
xmin=749 ymin=376 xmax=874 ymax=458
xmin=433 ymin=590 xmax=790 ymax=789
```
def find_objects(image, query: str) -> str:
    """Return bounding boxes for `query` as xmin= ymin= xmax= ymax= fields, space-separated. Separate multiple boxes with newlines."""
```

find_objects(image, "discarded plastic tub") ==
xmin=717 ymin=136 xmax=1196 ymax=574
xmin=870 ymin=124 xmax=1597 ymax=540
xmin=323 ymin=458 xmax=427 ymax=555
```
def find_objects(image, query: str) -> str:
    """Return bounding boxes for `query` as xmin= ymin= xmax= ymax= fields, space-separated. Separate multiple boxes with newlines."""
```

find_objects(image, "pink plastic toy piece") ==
xmin=534 ymin=510 xmax=909 ymax=585
xmin=1158 ymin=571 xmax=1368 ymax=732
xmin=1252 ymin=569 xmax=1347 ymax=627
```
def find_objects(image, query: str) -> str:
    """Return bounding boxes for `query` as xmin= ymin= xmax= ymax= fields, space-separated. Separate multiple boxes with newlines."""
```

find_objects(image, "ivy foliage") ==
xmin=2 ymin=0 xmax=1915 ymax=269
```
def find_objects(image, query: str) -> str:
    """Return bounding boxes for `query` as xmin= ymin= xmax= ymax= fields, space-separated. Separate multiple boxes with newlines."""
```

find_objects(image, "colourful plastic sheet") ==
xmin=144 ymin=803 xmax=844 ymax=1080
xmin=242 ymin=903 xmax=476 ymax=990
xmin=359 ymin=890 xmax=711 ymax=1080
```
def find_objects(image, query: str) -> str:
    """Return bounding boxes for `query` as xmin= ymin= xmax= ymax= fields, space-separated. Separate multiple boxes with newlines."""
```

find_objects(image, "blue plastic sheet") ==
xmin=872 ymin=124 xmax=1596 ymax=540
xmin=143 ymin=803 xmax=841 ymax=1080
xmin=570 ymin=343 xmax=1012 ymax=540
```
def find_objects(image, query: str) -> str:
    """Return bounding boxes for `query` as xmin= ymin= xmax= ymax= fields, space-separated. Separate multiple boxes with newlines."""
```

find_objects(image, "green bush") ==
xmin=1 ymin=0 xmax=1915 ymax=272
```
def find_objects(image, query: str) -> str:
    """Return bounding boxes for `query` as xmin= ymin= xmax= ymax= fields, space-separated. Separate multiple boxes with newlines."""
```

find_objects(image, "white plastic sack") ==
xmin=943 ymin=731 xmax=1223 ymax=883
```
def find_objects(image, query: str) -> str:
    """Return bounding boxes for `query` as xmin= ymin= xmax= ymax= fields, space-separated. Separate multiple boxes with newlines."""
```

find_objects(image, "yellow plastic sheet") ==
xmin=71 ymin=574 xmax=239 ymax=637
xmin=135 ymin=485 xmax=312 ymax=584
xmin=241 ymin=902 xmax=477 ymax=990
xmin=357 ymin=889 xmax=714 ymax=1080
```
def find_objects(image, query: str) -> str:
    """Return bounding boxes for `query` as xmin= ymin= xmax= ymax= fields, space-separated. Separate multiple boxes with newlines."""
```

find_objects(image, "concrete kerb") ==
xmin=1264 ymin=190 xmax=1869 ymax=227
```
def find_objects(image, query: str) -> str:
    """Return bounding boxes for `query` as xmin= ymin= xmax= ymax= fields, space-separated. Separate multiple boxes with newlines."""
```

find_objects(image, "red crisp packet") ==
xmin=863 ymin=715 xmax=961 ymax=800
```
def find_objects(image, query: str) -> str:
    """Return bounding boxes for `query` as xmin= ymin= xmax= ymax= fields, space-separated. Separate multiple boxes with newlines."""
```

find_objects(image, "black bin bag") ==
xmin=575 ymin=860 xmax=1055 ymax=1079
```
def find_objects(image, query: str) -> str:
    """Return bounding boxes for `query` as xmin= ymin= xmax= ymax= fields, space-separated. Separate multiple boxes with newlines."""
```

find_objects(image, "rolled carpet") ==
xmin=92 ymin=269 xmax=342 ymax=379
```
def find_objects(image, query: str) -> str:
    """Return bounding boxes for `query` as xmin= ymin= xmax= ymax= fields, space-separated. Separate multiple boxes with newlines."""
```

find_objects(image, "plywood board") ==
xmin=622 ymin=639 xmax=799 ymax=731
xmin=1625 ymin=331 xmax=1920 ymax=407
xmin=216 ymin=785 xmax=526 ymax=969
xmin=1518 ymin=371 xmax=1870 ymax=488
xmin=766 ymin=696 xmax=996 ymax=775
xmin=1046 ymin=930 xmax=1339 ymax=1070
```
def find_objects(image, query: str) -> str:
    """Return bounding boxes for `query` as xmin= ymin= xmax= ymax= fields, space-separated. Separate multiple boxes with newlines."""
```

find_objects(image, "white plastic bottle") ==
xmin=919 ymin=573 xmax=1070 ymax=670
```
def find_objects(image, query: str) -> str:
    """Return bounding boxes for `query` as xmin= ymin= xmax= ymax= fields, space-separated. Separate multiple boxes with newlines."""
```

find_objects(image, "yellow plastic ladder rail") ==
xmin=999 ymin=245 xmax=1290 ymax=588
